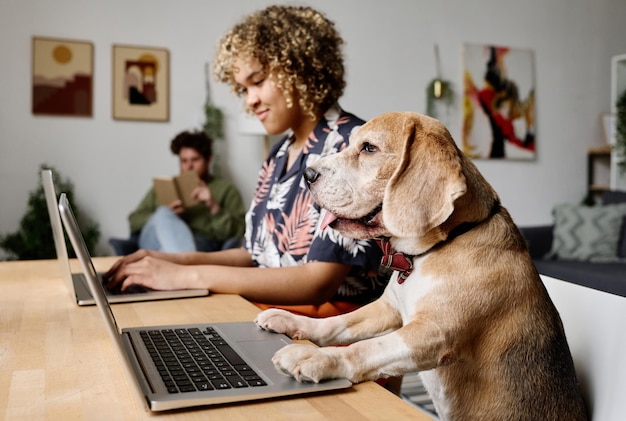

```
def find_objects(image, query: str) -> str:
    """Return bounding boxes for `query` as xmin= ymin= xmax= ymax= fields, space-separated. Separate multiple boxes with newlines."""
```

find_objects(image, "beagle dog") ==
xmin=254 ymin=112 xmax=587 ymax=420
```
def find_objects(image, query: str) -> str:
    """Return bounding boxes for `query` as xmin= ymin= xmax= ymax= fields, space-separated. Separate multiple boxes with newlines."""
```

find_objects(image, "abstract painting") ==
xmin=462 ymin=43 xmax=536 ymax=160
xmin=112 ymin=45 xmax=169 ymax=121
xmin=32 ymin=37 xmax=93 ymax=117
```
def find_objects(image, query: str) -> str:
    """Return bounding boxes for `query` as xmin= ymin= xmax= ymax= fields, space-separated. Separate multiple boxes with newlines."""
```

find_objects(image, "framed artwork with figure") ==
xmin=112 ymin=44 xmax=169 ymax=121
xmin=32 ymin=36 xmax=93 ymax=117
xmin=462 ymin=43 xmax=536 ymax=160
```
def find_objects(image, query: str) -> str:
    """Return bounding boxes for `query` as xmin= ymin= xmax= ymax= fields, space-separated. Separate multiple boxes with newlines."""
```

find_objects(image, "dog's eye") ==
xmin=361 ymin=142 xmax=378 ymax=154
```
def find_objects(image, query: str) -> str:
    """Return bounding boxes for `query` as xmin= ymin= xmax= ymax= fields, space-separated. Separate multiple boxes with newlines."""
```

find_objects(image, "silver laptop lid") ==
xmin=58 ymin=192 xmax=149 ymax=408
xmin=41 ymin=169 xmax=76 ymax=296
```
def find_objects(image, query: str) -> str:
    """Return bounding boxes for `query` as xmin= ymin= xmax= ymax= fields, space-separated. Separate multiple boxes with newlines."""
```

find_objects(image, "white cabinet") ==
xmin=610 ymin=54 xmax=626 ymax=191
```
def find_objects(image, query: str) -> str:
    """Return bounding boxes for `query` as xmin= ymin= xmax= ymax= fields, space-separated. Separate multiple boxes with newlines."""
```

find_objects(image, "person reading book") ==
xmin=153 ymin=170 xmax=202 ymax=210
xmin=126 ymin=130 xmax=246 ymax=253
xmin=105 ymin=5 xmax=390 ymax=318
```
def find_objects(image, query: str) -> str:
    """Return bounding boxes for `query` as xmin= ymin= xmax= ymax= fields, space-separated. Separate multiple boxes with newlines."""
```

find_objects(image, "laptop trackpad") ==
xmin=238 ymin=339 xmax=289 ymax=370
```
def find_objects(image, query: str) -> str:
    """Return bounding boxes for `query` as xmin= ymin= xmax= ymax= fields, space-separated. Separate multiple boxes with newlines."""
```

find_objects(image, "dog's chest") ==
xmin=418 ymin=370 xmax=450 ymax=418
xmin=386 ymin=259 xmax=436 ymax=323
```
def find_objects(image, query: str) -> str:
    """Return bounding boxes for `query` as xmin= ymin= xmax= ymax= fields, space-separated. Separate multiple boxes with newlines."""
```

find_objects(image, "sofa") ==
xmin=518 ymin=190 xmax=626 ymax=297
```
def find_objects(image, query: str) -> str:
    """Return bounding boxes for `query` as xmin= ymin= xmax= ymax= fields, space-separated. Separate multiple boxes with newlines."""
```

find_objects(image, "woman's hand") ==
xmin=104 ymin=249 xmax=189 ymax=291
xmin=113 ymin=255 xmax=190 ymax=292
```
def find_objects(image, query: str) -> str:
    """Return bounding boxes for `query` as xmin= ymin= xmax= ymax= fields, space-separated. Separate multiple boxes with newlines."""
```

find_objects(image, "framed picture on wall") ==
xmin=462 ymin=43 xmax=536 ymax=160
xmin=32 ymin=36 xmax=93 ymax=117
xmin=112 ymin=44 xmax=169 ymax=121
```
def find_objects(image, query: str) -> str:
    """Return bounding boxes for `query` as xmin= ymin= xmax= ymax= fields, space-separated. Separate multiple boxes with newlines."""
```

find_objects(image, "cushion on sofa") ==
xmin=602 ymin=190 xmax=626 ymax=257
xmin=547 ymin=202 xmax=626 ymax=262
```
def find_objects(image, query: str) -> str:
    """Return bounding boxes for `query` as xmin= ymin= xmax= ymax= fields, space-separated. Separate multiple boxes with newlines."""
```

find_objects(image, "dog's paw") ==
xmin=254 ymin=308 xmax=309 ymax=340
xmin=272 ymin=344 xmax=342 ymax=383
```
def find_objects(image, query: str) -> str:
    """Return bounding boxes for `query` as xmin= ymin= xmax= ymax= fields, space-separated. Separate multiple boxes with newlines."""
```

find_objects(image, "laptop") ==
xmin=58 ymin=193 xmax=352 ymax=411
xmin=41 ymin=169 xmax=208 ymax=305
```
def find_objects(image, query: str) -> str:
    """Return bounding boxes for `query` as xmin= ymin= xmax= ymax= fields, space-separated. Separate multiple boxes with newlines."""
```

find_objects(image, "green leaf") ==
xmin=204 ymin=102 xmax=224 ymax=140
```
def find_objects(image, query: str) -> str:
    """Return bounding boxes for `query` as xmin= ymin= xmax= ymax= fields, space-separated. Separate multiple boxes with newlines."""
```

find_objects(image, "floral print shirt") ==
xmin=244 ymin=105 xmax=389 ymax=304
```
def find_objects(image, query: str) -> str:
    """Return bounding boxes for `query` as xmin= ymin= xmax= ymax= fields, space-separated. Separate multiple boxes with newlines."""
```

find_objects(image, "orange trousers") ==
xmin=252 ymin=301 xmax=360 ymax=318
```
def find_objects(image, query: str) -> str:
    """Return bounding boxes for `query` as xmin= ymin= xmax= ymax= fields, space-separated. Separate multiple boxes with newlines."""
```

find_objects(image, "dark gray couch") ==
xmin=519 ymin=191 xmax=626 ymax=297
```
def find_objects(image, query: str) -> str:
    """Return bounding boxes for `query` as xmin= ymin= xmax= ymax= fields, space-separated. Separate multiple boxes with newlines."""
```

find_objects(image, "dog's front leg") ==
xmin=255 ymin=297 xmax=401 ymax=346
xmin=271 ymin=316 xmax=450 ymax=383
xmin=271 ymin=323 xmax=442 ymax=384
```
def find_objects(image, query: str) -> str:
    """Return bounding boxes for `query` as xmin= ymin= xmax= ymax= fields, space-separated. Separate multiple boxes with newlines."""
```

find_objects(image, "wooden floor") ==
xmin=400 ymin=372 xmax=438 ymax=419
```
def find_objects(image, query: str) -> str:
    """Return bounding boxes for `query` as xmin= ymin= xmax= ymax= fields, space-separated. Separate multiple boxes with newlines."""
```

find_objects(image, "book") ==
xmin=153 ymin=171 xmax=201 ymax=208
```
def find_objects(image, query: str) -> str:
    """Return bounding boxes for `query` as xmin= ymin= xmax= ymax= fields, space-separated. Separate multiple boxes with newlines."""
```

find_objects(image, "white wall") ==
xmin=1 ymin=0 xmax=626 ymax=256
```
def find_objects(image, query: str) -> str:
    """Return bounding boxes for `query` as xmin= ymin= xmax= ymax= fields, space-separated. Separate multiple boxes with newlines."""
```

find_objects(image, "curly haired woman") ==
xmin=105 ymin=5 xmax=389 ymax=317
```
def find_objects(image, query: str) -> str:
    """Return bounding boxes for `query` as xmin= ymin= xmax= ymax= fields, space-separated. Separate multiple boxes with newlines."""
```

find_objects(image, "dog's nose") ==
xmin=303 ymin=167 xmax=319 ymax=185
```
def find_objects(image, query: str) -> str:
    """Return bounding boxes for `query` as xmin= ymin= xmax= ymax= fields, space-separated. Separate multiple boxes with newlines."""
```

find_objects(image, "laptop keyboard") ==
xmin=140 ymin=327 xmax=268 ymax=393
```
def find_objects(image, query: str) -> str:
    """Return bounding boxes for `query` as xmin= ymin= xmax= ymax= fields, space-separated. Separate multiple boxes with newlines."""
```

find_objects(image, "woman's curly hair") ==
xmin=213 ymin=5 xmax=346 ymax=121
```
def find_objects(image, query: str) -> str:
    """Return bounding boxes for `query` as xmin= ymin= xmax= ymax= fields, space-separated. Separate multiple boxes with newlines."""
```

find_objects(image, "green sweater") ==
xmin=128 ymin=177 xmax=246 ymax=244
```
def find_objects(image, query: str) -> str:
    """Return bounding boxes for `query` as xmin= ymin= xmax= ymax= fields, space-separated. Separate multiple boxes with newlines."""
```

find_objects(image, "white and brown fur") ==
xmin=255 ymin=112 xmax=587 ymax=420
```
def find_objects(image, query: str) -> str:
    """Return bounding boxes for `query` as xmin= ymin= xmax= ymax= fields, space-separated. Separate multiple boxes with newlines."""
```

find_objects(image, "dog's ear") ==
xmin=383 ymin=113 xmax=467 ymax=253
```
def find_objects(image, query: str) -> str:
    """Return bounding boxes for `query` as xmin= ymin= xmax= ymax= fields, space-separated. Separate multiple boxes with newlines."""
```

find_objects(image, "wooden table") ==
xmin=0 ymin=258 xmax=432 ymax=420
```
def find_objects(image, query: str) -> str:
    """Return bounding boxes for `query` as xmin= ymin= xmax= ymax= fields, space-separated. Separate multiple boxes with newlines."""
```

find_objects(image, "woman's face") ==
xmin=233 ymin=57 xmax=305 ymax=136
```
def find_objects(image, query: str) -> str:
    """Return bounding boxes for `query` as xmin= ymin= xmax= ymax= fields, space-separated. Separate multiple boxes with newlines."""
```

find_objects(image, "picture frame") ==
xmin=32 ymin=36 xmax=93 ymax=117
xmin=112 ymin=44 xmax=169 ymax=121
xmin=462 ymin=43 xmax=536 ymax=160
xmin=601 ymin=113 xmax=615 ymax=145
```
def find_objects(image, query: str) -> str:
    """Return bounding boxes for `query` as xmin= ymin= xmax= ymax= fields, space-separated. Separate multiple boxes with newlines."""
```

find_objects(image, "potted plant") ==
xmin=0 ymin=165 xmax=100 ymax=260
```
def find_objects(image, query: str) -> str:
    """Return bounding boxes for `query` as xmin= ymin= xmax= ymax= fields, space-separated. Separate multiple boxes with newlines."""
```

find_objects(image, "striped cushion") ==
xmin=548 ymin=203 xmax=626 ymax=262
xmin=601 ymin=191 xmax=626 ymax=257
